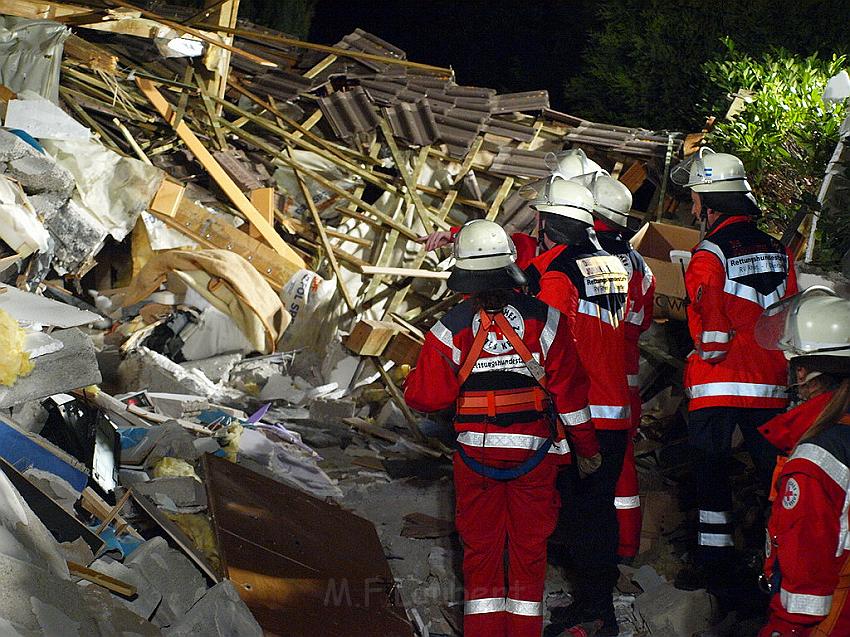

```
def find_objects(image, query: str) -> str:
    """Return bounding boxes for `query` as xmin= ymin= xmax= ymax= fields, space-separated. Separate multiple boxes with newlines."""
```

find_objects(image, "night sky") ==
xmin=308 ymin=0 xmax=597 ymax=112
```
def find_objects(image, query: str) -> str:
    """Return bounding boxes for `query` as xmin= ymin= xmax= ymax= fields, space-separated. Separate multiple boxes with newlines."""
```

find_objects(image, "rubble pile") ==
xmin=1 ymin=1 xmax=843 ymax=636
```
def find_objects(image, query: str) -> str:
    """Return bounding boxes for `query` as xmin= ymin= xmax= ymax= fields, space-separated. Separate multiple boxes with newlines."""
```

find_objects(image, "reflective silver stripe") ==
xmin=699 ymin=510 xmax=731 ymax=524
xmin=627 ymin=374 xmax=640 ymax=388
xmin=701 ymin=330 xmax=732 ymax=344
xmin=790 ymin=444 xmax=850 ymax=491
xmin=780 ymin=588 xmax=832 ymax=616
xmin=698 ymin=532 xmax=734 ymax=547
xmin=577 ymin=299 xmax=623 ymax=327
xmin=698 ymin=349 xmax=727 ymax=361
xmin=791 ymin=443 xmax=850 ymax=556
xmin=687 ymin=382 xmax=787 ymax=400
xmin=457 ymin=431 xmax=569 ymax=455
xmin=724 ymin=277 xmax=788 ymax=309
xmin=539 ymin=306 xmax=559 ymax=359
xmin=589 ymin=404 xmax=631 ymax=420
xmin=560 ymin=406 xmax=591 ymax=427
xmin=465 ymin=597 xmax=506 ymax=615
xmin=430 ymin=321 xmax=461 ymax=365
xmin=641 ymin=263 xmax=654 ymax=294
xmin=696 ymin=240 xmax=789 ymax=309
xmin=550 ymin=438 xmax=571 ymax=455
xmin=614 ymin=495 xmax=640 ymax=509
xmin=626 ymin=306 xmax=645 ymax=326
xmin=696 ymin=240 xmax=725 ymax=264
xmin=505 ymin=598 xmax=543 ymax=617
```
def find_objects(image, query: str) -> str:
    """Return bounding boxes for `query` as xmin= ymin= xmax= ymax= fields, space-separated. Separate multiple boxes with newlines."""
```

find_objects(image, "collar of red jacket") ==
xmin=705 ymin=215 xmax=753 ymax=237
xmin=758 ymin=391 xmax=836 ymax=454
xmin=529 ymin=243 xmax=568 ymax=272
xmin=594 ymin=219 xmax=615 ymax=233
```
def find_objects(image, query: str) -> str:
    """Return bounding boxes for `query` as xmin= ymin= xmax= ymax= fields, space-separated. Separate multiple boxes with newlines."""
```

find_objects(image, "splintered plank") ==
xmin=137 ymin=78 xmax=304 ymax=273
xmin=148 ymin=190 xmax=298 ymax=289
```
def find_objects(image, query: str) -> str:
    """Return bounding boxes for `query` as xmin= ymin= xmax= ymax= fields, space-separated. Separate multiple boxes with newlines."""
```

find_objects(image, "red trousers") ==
xmin=614 ymin=387 xmax=643 ymax=558
xmin=454 ymin=454 xmax=560 ymax=637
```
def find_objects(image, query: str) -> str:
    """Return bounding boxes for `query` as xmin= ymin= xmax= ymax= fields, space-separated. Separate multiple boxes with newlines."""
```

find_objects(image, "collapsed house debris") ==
xmin=0 ymin=1 xmax=844 ymax=636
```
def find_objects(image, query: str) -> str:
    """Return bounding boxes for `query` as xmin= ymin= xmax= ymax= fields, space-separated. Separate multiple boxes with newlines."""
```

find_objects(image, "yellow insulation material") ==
xmin=0 ymin=308 xmax=33 ymax=386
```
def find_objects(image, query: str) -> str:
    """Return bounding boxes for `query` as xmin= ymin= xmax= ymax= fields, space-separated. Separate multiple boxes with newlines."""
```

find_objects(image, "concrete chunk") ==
xmin=82 ymin=556 xmax=162 ymax=620
xmin=164 ymin=580 xmax=261 ymax=637
xmin=134 ymin=477 xmax=207 ymax=513
xmin=7 ymin=154 xmax=75 ymax=196
xmin=309 ymin=397 xmax=356 ymax=424
xmin=126 ymin=537 xmax=206 ymax=628
xmin=0 ymin=129 xmax=40 ymax=163
xmin=634 ymin=583 xmax=716 ymax=636
xmin=0 ymin=328 xmax=101 ymax=408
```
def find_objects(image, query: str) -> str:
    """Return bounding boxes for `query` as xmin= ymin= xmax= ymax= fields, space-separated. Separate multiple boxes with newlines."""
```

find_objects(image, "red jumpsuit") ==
xmin=405 ymin=290 xmax=598 ymax=637
xmin=525 ymin=238 xmax=631 ymax=624
xmin=761 ymin=410 xmax=850 ymax=637
xmin=684 ymin=215 xmax=798 ymax=559
xmin=598 ymin=222 xmax=656 ymax=558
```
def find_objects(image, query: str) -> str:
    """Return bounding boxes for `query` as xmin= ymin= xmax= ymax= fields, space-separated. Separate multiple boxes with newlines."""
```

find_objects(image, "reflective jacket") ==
xmin=764 ymin=416 xmax=850 ymax=636
xmin=404 ymin=290 xmax=599 ymax=465
xmin=525 ymin=241 xmax=632 ymax=430
xmin=684 ymin=216 xmax=798 ymax=411
xmin=597 ymin=225 xmax=656 ymax=393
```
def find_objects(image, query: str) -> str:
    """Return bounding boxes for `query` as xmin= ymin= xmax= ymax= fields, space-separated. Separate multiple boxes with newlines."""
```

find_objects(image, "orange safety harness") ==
xmin=453 ymin=309 xmax=558 ymax=480
xmin=456 ymin=310 xmax=550 ymax=422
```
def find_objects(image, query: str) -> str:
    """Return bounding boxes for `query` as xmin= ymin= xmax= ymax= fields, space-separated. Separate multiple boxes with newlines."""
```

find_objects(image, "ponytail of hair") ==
xmin=800 ymin=377 xmax=850 ymax=443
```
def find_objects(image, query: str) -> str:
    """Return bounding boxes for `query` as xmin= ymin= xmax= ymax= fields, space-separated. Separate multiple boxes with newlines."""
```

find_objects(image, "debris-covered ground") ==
xmin=0 ymin=1 xmax=847 ymax=636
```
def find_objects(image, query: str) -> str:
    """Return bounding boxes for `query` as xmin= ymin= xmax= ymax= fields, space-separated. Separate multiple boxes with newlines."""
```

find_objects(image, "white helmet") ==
xmin=530 ymin=177 xmax=595 ymax=226
xmin=571 ymin=171 xmax=633 ymax=229
xmin=448 ymin=219 xmax=527 ymax=293
xmin=545 ymin=148 xmax=603 ymax=181
xmin=671 ymin=147 xmax=752 ymax=193
xmin=755 ymin=286 xmax=850 ymax=372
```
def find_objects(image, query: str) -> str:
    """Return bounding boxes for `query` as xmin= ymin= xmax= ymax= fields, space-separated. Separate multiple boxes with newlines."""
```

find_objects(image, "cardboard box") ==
xmin=630 ymin=222 xmax=702 ymax=321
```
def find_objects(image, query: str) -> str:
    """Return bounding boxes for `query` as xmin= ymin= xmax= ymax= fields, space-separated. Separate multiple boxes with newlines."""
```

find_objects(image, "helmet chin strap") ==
xmin=699 ymin=203 xmax=709 ymax=239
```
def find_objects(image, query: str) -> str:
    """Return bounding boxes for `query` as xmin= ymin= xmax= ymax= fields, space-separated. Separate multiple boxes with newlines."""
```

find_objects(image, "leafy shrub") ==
xmin=702 ymin=39 xmax=849 ymax=265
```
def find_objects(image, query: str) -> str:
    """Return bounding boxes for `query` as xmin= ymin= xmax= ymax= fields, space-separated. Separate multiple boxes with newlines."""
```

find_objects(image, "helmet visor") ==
xmin=754 ymin=287 xmax=837 ymax=353
xmin=754 ymin=295 xmax=797 ymax=351
xmin=670 ymin=147 xmax=717 ymax=187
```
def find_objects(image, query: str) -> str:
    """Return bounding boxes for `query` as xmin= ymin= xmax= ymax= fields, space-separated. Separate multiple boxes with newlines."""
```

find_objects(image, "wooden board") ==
xmin=149 ymin=192 xmax=299 ymax=290
xmin=345 ymin=319 xmax=400 ymax=357
xmin=137 ymin=78 xmax=304 ymax=272
xmin=383 ymin=331 xmax=423 ymax=368
xmin=360 ymin=265 xmax=450 ymax=280
xmin=68 ymin=561 xmax=136 ymax=597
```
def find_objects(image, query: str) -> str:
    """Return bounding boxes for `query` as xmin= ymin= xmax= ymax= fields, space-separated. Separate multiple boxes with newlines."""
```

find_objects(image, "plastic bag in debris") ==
xmin=0 ymin=174 xmax=50 ymax=255
xmin=0 ymin=308 xmax=33 ymax=386
xmin=278 ymin=269 xmax=335 ymax=350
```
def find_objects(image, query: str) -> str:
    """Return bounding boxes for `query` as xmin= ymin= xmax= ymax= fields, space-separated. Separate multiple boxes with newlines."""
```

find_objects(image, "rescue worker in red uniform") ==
xmin=573 ymin=170 xmax=656 ymax=560
xmin=405 ymin=220 xmax=601 ymax=637
xmin=672 ymin=148 xmax=799 ymax=591
xmin=753 ymin=286 xmax=850 ymax=636
xmin=524 ymin=178 xmax=631 ymax=637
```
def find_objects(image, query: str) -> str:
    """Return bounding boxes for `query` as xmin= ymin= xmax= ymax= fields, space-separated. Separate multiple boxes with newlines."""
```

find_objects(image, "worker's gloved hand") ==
xmin=418 ymin=230 xmax=454 ymax=252
xmin=757 ymin=616 xmax=813 ymax=637
xmin=577 ymin=452 xmax=602 ymax=478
